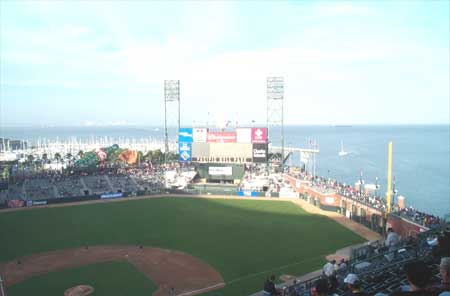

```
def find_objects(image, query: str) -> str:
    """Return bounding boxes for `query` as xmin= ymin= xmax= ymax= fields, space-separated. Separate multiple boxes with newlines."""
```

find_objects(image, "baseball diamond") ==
xmin=0 ymin=196 xmax=366 ymax=296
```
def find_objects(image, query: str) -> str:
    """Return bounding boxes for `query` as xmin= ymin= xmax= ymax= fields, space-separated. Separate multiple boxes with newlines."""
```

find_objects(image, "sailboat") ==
xmin=338 ymin=140 xmax=348 ymax=156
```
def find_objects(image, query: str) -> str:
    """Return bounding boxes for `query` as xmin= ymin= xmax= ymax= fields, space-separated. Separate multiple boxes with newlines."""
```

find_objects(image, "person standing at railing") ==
xmin=385 ymin=227 xmax=400 ymax=250
xmin=322 ymin=259 xmax=337 ymax=277
xmin=262 ymin=275 xmax=281 ymax=296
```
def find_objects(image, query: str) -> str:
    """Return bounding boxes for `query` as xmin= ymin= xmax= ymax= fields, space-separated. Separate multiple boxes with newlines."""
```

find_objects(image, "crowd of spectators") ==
xmin=53 ymin=174 xmax=84 ymax=198
xmin=0 ymin=166 xmax=173 ymax=203
xmin=287 ymin=170 xmax=444 ymax=228
xmin=241 ymin=167 xmax=296 ymax=195
xmin=278 ymin=228 xmax=450 ymax=296
xmin=108 ymin=174 xmax=140 ymax=193
xmin=398 ymin=207 xmax=442 ymax=228
xmin=126 ymin=168 xmax=164 ymax=191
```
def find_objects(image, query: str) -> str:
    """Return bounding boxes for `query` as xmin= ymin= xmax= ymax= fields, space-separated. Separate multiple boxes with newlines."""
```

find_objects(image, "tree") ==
xmin=54 ymin=153 xmax=62 ymax=164
xmin=144 ymin=150 xmax=153 ymax=162
xmin=66 ymin=153 xmax=73 ymax=167
xmin=137 ymin=151 xmax=144 ymax=166
xmin=152 ymin=149 xmax=163 ymax=164
xmin=26 ymin=154 xmax=35 ymax=171
xmin=2 ymin=166 xmax=10 ymax=180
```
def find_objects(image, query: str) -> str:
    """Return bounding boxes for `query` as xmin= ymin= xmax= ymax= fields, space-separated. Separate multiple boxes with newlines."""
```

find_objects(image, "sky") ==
xmin=0 ymin=1 xmax=449 ymax=127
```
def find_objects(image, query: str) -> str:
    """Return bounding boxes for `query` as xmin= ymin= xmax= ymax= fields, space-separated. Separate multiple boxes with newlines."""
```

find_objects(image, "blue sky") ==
xmin=0 ymin=1 xmax=449 ymax=127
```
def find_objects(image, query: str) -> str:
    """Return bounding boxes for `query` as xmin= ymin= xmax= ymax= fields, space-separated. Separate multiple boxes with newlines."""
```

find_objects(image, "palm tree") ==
xmin=153 ymin=149 xmax=163 ymax=164
xmin=66 ymin=153 xmax=73 ymax=167
xmin=42 ymin=153 xmax=48 ymax=164
xmin=77 ymin=150 xmax=84 ymax=159
xmin=144 ymin=150 xmax=153 ymax=161
xmin=137 ymin=151 xmax=144 ymax=166
xmin=26 ymin=154 xmax=35 ymax=171
xmin=54 ymin=153 xmax=62 ymax=167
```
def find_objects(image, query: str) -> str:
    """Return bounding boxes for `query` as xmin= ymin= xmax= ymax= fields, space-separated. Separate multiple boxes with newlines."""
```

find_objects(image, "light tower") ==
xmin=267 ymin=77 xmax=284 ymax=171
xmin=164 ymin=80 xmax=180 ymax=164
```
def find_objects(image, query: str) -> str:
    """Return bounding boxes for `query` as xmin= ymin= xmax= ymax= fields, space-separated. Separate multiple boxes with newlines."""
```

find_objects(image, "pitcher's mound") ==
xmin=64 ymin=285 xmax=94 ymax=296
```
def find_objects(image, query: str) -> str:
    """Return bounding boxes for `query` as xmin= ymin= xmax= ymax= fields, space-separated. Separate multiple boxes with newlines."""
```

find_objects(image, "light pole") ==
xmin=392 ymin=176 xmax=397 ymax=211
xmin=375 ymin=176 xmax=379 ymax=198
xmin=359 ymin=170 xmax=363 ymax=196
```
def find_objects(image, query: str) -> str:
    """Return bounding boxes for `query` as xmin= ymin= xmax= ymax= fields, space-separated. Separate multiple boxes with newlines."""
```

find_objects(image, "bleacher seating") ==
xmin=108 ymin=174 xmax=140 ymax=193
xmin=54 ymin=176 xmax=84 ymax=198
xmin=280 ymin=227 xmax=449 ymax=296
xmin=82 ymin=175 xmax=111 ymax=195
xmin=24 ymin=178 xmax=55 ymax=200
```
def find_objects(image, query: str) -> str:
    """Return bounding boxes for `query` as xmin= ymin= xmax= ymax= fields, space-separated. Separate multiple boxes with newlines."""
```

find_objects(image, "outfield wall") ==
xmin=284 ymin=174 xmax=429 ymax=238
xmin=1 ymin=176 xmax=430 ymax=239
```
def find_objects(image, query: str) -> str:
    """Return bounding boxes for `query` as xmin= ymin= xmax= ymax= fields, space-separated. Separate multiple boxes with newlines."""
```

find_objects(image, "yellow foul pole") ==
xmin=386 ymin=142 xmax=393 ymax=213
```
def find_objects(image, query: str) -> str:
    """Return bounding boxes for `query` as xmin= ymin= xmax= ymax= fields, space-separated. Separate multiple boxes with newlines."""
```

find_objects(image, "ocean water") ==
xmin=1 ymin=125 xmax=449 ymax=217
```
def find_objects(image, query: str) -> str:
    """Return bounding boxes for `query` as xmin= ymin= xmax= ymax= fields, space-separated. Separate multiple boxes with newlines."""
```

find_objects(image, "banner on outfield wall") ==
xmin=251 ymin=128 xmax=267 ymax=143
xmin=32 ymin=200 xmax=48 ymax=206
xmin=178 ymin=128 xmax=193 ymax=143
xmin=100 ymin=193 xmax=123 ymax=199
xmin=236 ymin=128 xmax=252 ymax=143
xmin=7 ymin=199 xmax=25 ymax=208
xmin=279 ymin=191 xmax=299 ymax=198
xmin=193 ymin=128 xmax=207 ymax=143
xmin=178 ymin=142 xmax=192 ymax=162
xmin=208 ymin=166 xmax=232 ymax=176
xmin=252 ymin=143 xmax=268 ymax=163
xmin=237 ymin=191 xmax=258 ymax=197
xmin=207 ymin=132 xmax=236 ymax=143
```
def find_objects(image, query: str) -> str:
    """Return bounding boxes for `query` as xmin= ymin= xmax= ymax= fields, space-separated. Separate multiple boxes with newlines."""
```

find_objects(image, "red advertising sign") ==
xmin=207 ymin=132 xmax=236 ymax=143
xmin=251 ymin=127 xmax=267 ymax=143
xmin=7 ymin=199 xmax=25 ymax=208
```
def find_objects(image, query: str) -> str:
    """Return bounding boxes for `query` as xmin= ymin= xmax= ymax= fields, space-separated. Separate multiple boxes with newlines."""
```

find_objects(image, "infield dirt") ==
xmin=0 ymin=245 xmax=224 ymax=296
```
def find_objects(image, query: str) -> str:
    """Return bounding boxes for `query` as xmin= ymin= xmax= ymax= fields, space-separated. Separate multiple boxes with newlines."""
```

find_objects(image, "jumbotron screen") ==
xmin=178 ymin=127 xmax=268 ymax=164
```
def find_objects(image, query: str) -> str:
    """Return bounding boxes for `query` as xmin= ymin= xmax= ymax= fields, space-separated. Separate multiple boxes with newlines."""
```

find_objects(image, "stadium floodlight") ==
xmin=267 ymin=77 xmax=284 ymax=171
xmin=164 ymin=80 xmax=180 ymax=164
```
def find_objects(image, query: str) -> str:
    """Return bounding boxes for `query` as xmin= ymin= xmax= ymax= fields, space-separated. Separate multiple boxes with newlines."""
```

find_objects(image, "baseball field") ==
xmin=0 ymin=197 xmax=365 ymax=295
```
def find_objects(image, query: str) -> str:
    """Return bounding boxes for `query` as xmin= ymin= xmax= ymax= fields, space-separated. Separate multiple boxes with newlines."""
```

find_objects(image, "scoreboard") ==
xmin=178 ymin=127 xmax=268 ymax=163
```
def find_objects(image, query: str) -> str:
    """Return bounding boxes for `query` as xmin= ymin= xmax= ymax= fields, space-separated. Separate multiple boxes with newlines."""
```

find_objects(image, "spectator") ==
xmin=338 ymin=258 xmax=348 ymax=272
xmin=263 ymin=275 xmax=281 ymax=296
xmin=433 ymin=234 xmax=449 ymax=261
xmin=435 ymin=257 xmax=450 ymax=295
xmin=391 ymin=260 xmax=435 ymax=296
xmin=385 ymin=228 xmax=400 ymax=249
xmin=344 ymin=273 xmax=369 ymax=296
xmin=312 ymin=277 xmax=338 ymax=296
xmin=385 ymin=227 xmax=400 ymax=261
xmin=323 ymin=260 xmax=337 ymax=277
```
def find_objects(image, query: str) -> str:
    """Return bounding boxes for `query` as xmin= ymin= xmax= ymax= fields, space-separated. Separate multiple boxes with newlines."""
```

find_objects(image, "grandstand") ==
xmin=279 ymin=227 xmax=449 ymax=296
xmin=54 ymin=176 xmax=84 ymax=198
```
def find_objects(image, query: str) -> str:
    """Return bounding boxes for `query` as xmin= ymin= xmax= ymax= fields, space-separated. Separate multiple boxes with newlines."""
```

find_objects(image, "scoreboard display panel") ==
xmin=179 ymin=127 xmax=268 ymax=163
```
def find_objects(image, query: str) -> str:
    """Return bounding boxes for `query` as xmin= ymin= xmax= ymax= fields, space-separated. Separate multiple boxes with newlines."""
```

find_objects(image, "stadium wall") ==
xmin=284 ymin=174 xmax=430 ymax=238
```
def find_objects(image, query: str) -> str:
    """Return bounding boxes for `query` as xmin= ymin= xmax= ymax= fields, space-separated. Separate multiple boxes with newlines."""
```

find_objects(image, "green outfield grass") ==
xmin=7 ymin=261 xmax=157 ymax=296
xmin=0 ymin=197 xmax=365 ymax=295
